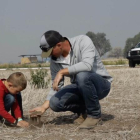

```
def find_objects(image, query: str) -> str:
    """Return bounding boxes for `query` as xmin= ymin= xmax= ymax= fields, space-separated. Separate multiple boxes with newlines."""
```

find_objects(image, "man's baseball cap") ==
xmin=39 ymin=30 xmax=63 ymax=58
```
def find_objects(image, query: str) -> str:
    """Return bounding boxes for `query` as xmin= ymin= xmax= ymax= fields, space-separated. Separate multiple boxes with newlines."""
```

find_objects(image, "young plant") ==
xmin=30 ymin=69 xmax=50 ymax=89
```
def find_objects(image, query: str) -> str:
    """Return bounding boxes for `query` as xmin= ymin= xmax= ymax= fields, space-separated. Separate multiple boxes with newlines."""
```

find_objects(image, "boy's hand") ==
xmin=17 ymin=120 xmax=29 ymax=127
xmin=29 ymin=106 xmax=45 ymax=117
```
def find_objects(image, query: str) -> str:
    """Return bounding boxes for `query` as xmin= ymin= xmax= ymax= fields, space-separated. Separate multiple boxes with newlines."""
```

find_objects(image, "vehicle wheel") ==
xmin=129 ymin=60 xmax=135 ymax=67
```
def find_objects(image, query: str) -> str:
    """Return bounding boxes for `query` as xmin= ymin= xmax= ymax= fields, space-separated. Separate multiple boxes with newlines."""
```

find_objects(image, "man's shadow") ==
xmin=46 ymin=114 xmax=76 ymax=125
xmin=101 ymin=113 xmax=114 ymax=122
xmin=46 ymin=113 xmax=114 ymax=125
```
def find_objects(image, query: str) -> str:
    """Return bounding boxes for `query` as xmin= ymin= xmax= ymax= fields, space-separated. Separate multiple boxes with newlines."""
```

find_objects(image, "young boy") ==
xmin=0 ymin=72 xmax=29 ymax=127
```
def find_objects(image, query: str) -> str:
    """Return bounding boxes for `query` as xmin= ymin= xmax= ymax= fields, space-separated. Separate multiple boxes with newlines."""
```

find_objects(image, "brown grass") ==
xmin=0 ymin=66 xmax=140 ymax=140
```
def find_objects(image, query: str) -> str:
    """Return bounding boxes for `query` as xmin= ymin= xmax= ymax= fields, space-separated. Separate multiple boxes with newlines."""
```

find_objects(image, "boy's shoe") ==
xmin=0 ymin=116 xmax=3 ymax=124
xmin=4 ymin=120 xmax=11 ymax=126
xmin=78 ymin=117 xmax=101 ymax=129
xmin=0 ymin=116 xmax=3 ymax=120
xmin=73 ymin=113 xmax=87 ymax=124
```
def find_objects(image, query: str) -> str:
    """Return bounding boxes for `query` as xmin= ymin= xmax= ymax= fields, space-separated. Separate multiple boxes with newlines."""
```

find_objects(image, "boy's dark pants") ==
xmin=50 ymin=72 xmax=111 ymax=118
xmin=0 ymin=93 xmax=23 ymax=119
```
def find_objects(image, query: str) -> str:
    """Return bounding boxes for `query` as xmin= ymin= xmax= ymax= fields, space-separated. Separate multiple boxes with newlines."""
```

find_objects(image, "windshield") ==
xmin=135 ymin=43 xmax=140 ymax=48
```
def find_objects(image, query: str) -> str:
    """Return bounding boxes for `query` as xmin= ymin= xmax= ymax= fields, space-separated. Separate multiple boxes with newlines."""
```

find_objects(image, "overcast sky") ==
xmin=0 ymin=0 xmax=140 ymax=63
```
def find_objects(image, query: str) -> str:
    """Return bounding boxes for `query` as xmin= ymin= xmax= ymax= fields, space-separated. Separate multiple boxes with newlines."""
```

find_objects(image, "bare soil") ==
xmin=0 ymin=66 xmax=140 ymax=140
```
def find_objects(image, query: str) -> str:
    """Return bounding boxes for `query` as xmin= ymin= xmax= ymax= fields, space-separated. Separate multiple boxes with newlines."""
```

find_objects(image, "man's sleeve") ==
xmin=46 ymin=60 xmax=64 ymax=101
xmin=68 ymin=35 xmax=96 ymax=75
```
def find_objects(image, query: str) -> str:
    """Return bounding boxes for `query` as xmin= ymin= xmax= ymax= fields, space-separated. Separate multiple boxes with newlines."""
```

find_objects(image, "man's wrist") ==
xmin=42 ymin=100 xmax=49 ymax=110
xmin=41 ymin=105 xmax=48 ymax=111
xmin=59 ymin=70 xmax=63 ymax=75
xmin=59 ymin=68 xmax=69 ymax=76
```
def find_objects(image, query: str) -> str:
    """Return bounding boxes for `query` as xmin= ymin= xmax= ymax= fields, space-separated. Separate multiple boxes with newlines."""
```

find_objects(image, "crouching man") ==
xmin=30 ymin=30 xmax=113 ymax=129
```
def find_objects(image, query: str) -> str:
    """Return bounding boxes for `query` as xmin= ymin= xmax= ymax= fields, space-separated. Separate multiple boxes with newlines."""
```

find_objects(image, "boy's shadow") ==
xmin=47 ymin=113 xmax=114 ymax=125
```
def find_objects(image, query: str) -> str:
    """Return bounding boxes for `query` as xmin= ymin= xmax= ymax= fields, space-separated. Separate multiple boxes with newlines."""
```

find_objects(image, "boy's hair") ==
xmin=7 ymin=72 xmax=27 ymax=89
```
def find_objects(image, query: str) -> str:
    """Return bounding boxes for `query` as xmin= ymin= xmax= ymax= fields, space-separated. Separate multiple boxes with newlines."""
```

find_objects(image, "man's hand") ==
xmin=29 ymin=101 xmax=49 ymax=117
xmin=29 ymin=106 xmax=46 ymax=117
xmin=17 ymin=120 xmax=29 ymax=127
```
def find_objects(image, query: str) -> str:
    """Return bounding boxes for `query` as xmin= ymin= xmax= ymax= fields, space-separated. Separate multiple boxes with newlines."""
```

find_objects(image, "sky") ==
xmin=0 ymin=0 xmax=140 ymax=63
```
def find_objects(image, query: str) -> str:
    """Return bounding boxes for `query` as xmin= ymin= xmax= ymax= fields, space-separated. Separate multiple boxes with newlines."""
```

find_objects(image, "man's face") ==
xmin=51 ymin=43 xmax=63 ymax=58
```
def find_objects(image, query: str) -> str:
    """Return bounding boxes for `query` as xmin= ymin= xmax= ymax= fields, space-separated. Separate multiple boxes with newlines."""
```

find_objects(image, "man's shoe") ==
xmin=73 ymin=113 xmax=87 ymax=124
xmin=78 ymin=117 xmax=101 ymax=129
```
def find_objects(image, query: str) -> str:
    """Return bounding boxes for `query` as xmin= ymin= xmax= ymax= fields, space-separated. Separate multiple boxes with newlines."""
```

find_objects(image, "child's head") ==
xmin=6 ymin=72 xmax=27 ymax=94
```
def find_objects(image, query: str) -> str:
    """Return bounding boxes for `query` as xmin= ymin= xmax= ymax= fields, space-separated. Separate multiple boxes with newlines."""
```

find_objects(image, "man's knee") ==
xmin=76 ymin=72 xmax=90 ymax=86
xmin=49 ymin=96 xmax=61 ymax=112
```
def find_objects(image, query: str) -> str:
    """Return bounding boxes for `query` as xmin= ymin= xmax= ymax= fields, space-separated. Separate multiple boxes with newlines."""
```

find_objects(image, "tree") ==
xmin=123 ymin=32 xmax=140 ymax=57
xmin=86 ymin=31 xmax=112 ymax=56
xmin=108 ymin=47 xmax=123 ymax=58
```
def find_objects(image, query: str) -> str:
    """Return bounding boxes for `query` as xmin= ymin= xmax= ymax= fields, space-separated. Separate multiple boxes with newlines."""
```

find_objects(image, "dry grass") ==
xmin=0 ymin=67 xmax=140 ymax=140
xmin=0 ymin=63 xmax=50 ymax=69
xmin=102 ymin=59 xmax=128 ymax=65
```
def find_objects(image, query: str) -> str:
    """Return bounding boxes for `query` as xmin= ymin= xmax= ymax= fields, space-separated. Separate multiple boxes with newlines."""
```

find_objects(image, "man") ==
xmin=30 ymin=30 xmax=113 ymax=129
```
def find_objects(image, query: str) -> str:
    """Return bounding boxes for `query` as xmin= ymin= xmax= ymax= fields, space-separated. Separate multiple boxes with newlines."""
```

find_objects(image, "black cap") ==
xmin=40 ymin=30 xmax=63 ymax=58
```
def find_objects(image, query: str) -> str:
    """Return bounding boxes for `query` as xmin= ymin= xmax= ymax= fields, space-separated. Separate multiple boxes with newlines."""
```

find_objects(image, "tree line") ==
xmin=86 ymin=31 xmax=140 ymax=58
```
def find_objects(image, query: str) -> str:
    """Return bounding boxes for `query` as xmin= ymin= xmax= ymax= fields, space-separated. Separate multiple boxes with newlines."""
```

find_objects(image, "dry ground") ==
xmin=0 ymin=66 xmax=140 ymax=140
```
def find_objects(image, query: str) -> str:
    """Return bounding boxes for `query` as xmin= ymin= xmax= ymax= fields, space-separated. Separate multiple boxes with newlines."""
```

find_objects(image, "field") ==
xmin=0 ymin=66 xmax=140 ymax=140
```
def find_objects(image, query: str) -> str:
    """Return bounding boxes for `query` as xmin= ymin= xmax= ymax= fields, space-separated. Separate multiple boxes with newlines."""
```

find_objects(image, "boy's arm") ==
xmin=0 ymin=90 xmax=16 ymax=123
xmin=12 ymin=96 xmax=29 ymax=127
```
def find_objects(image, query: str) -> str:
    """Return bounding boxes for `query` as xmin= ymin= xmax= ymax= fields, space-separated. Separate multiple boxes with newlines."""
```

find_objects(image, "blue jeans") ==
xmin=50 ymin=72 xmax=111 ymax=118
xmin=1 ymin=93 xmax=23 ymax=119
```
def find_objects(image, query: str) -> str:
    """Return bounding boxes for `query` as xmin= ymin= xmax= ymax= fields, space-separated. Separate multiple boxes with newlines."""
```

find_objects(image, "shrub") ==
xmin=30 ymin=69 xmax=50 ymax=89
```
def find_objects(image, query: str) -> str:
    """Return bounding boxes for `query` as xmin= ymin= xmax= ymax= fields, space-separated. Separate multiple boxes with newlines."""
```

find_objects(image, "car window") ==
xmin=135 ymin=43 xmax=140 ymax=48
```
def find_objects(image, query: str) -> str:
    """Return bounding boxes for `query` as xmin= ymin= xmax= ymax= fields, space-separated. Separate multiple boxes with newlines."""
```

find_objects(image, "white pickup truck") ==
xmin=127 ymin=42 xmax=140 ymax=67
